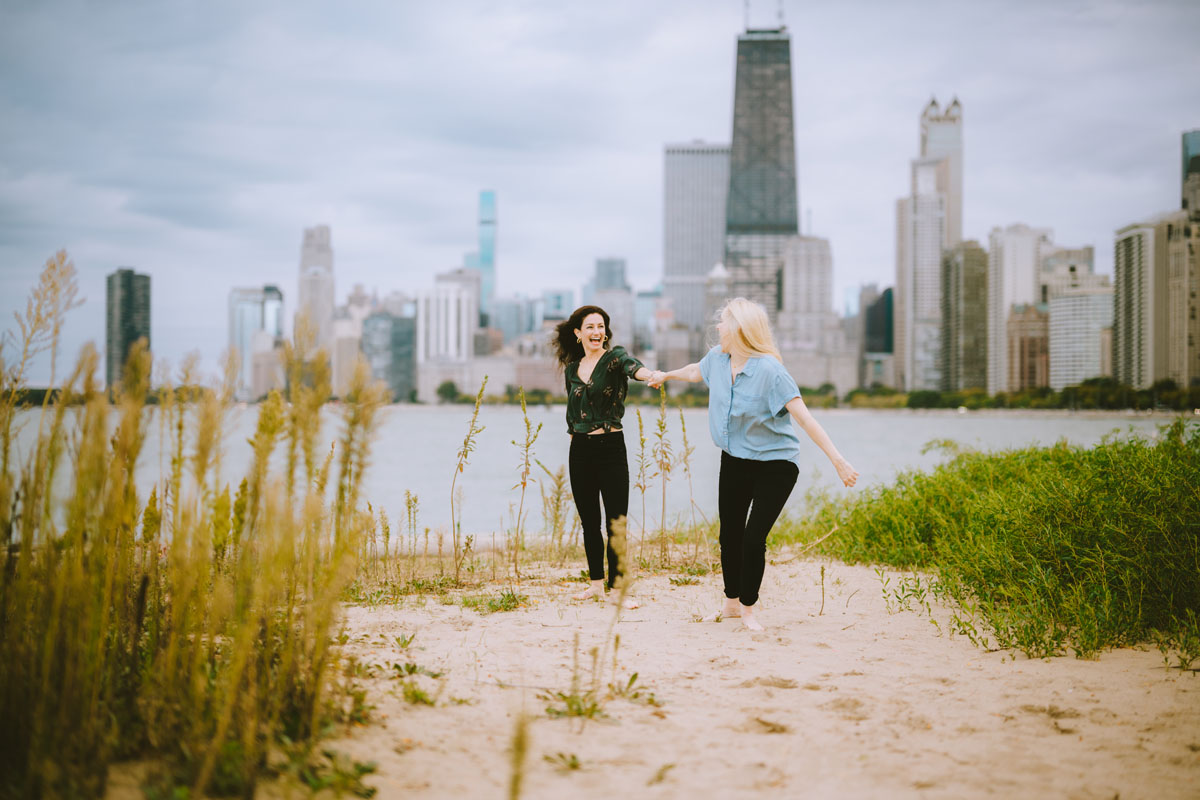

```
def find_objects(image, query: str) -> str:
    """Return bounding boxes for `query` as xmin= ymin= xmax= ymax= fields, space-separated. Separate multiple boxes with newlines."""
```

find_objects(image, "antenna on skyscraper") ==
xmin=778 ymin=0 xmax=785 ymax=27
xmin=744 ymin=0 xmax=750 ymax=30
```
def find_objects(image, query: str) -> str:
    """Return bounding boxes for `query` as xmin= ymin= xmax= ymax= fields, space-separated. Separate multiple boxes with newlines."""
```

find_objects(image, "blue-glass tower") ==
xmin=476 ymin=191 xmax=497 ymax=318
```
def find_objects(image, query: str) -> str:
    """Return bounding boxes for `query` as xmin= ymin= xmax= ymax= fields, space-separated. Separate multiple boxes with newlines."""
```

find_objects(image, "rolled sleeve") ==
xmin=611 ymin=346 xmax=644 ymax=378
xmin=767 ymin=368 xmax=802 ymax=416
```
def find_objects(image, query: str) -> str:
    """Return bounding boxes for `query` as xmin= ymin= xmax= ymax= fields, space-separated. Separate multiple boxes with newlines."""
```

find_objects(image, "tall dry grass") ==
xmin=0 ymin=254 xmax=385 ymax=798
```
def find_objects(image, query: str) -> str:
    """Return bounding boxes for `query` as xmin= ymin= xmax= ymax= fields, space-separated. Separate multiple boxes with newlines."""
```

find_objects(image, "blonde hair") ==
xmin=718 ymin=297 xmax=782 ymax=361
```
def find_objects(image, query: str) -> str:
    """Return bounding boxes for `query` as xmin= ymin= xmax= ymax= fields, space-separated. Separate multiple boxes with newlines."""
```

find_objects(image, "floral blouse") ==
xmin=564 ymin=346 xmax=645 ymax=434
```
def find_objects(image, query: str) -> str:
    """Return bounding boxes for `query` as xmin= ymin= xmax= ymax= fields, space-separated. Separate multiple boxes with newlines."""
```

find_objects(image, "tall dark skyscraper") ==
xmin=723 ymin=27 xmax=799 ymax=316
xmin=105 ymin=268 xmax=150 ymax=390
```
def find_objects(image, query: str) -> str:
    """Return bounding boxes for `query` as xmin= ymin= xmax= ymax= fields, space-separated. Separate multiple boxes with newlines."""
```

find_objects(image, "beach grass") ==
xmin=0 ymin=255 xmax=385 ymax=797
xmin=777 ymin=420 xmax=1200 ymax=660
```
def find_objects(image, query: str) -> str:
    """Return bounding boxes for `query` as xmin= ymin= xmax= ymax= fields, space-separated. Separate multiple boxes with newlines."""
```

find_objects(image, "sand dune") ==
xmin=292 ymin=557 xmax=1199 ymax=799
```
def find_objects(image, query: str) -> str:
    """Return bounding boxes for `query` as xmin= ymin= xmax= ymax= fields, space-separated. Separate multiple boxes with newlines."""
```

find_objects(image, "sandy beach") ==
xmin=302 ymin=554 xmax=1200 ymax=799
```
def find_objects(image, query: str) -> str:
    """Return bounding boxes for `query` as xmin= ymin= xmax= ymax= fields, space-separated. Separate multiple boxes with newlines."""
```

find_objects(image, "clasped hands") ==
xmin=646 ymin=370 xmax=668 ymax=389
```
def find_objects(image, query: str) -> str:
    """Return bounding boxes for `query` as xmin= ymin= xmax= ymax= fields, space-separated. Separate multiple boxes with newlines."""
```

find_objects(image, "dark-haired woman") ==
xmin=552 ymin=305 xmax=664 ymax=604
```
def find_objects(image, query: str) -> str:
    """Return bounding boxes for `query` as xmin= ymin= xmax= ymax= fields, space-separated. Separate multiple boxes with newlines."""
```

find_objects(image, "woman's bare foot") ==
xmin=740 ymin=603 xmax=764 ymax=631
xmin=702 ymin=598 xmax=743 ymax=622
xmin=608 ymin=595 xmax=640 ymax=610
xmin=573 ymin=580 xmax=605 ymax=601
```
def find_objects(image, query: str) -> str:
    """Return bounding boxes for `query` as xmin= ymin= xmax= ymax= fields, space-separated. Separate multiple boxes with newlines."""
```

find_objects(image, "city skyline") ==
xmin=2 ymin=0 xmax=1198 ymax=381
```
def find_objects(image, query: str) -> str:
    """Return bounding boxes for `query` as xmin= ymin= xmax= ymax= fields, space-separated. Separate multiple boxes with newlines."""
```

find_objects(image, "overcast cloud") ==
xmin=1 ymin=0 xmax=1198 ymax=383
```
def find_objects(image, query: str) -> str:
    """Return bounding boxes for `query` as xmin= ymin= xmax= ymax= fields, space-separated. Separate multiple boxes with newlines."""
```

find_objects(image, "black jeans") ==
xmin=568 ymin=431 xmax=629 ymax=588
xmin=718 ymin=451 xmax=799 ymax=607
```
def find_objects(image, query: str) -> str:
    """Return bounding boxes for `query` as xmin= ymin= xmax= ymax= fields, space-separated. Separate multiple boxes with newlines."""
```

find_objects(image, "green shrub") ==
xmin=781 ymin=420 xmax=1200 ymax=659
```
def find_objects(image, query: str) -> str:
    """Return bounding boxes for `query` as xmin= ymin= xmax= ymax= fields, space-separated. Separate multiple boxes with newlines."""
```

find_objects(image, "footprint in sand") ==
xmin=737 ymin=675 xmax=798 ymax=689
xmin=821 ymin=696 xmax=870 ymax=721
xmin=737 ymin=716 xmax=790 ymax=734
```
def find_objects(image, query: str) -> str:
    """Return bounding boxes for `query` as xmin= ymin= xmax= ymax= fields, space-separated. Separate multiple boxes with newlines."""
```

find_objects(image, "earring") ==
xmin=576 ymin=336 xmax=582 ymax=343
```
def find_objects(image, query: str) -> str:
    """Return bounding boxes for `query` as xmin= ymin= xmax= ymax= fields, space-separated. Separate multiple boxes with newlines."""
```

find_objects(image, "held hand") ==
xmin=835 ymin=458 xmax=859 ymax=488
xmin=647 ymin=370 xmax=667 ymax=389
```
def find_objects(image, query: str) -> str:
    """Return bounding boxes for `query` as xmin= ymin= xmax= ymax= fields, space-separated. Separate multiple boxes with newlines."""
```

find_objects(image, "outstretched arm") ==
xmin=649 ymin=362 xmax=701 ymax=387
xmin=785 ymin=396 xmax=859 ymax=487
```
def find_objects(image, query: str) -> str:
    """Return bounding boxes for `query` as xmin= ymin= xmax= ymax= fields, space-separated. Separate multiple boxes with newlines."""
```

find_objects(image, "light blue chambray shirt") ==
xmin=699 ymin=346 xmax=803 ymax=463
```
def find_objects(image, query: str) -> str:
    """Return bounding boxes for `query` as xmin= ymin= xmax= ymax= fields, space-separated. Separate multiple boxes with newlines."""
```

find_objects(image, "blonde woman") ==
xmin=650 ymin=298 xmax=858 ymax=630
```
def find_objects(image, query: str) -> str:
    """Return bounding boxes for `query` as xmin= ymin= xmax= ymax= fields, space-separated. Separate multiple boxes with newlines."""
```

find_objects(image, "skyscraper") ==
xmin=1113 ymin=212 xmax=1182 ymax=389
xmin=860 ymin=285 xmax=895 ymax=388
xmin=776 ymin=235 xmax=834 ymax=349
xmin=894 ymin=98 xmax=963 ymax=392
xmin=542 ymin=289 xmax=574 ymax=321
xmin=1007 ymin=304 xmax=1049 ymax=392
xmin=228 ymin=285 xmax=283 ymax=401
xmin=986 ymin=224 xmax=1052 ymax=394
xmin=106 ymin=268 xmax=151 ymax=391
xmin=1049 ymin=286 xmax=1113 ymax=390
xmin=1169 ymin=136 xmax=1200 ymax=388
xmin=417 ymin=268 xmax=480 ymax=364
xmin=297 ymin=225 xmax=334 ymax=354
xmin=723 ymin=27 xmax=799 ymax=316
xmin=1182 ymin=130 xmax=1200 ymax=217
xmin=664 ymin=141 xmax=730 ymax=359
xmin=940 ymin=241 xmax=988 ymax=392
xmin=362 ymin=311 xmax=416 ymax=403
xmin=463 ymin=190 xmax=497 ymax=321
xmin=1039 ymin=246 xmax=1104 ymax=303
xmin=594 ymin=258 xmax=631 ymax=291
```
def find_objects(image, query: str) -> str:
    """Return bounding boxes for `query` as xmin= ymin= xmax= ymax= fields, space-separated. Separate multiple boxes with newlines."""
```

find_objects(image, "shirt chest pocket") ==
xmin=730 ymin=390 xmax=766 ymax=418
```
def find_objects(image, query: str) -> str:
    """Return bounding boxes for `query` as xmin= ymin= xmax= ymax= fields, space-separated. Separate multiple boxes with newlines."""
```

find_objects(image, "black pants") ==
xmin=718 ymin=451 xmax=799 ymax=607
xmin=568 ymin=431 xmax=629 ymax=588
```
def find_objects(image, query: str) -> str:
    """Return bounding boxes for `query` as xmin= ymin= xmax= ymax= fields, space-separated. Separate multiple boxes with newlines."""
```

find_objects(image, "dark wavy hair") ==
xmin=551 ymin=305 xmax=611 ymax=368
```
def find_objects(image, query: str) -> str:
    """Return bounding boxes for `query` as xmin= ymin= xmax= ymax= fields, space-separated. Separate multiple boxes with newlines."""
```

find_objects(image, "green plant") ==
xmin=537 ymin=459 xmax=572 ymax=562
xmin=400 ymin=680 xmax=435 ymax=706
xmin=450 ymin=377 xmax=487 ymax=582
xmin=779 ymin=422 xmax=1200 ymax=659
xmin=632 ymin=408 xmax=654 ymax=560
xmin=652 ymin=388 xmax=675 ymax=566
xmin=543 ymin=752 xmax=581 ymax=772
xmin=462 ymin=589 xmax=527 ymax=614
xmin=509 ymin=388 xmax=542 ymax=580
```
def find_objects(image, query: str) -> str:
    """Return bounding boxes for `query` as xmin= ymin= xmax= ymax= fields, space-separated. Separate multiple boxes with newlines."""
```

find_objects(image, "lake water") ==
xmin=14 ymin=404 xmax=1182 ymax=539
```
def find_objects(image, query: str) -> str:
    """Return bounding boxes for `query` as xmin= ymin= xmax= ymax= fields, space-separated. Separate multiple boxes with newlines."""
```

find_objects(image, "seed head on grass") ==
xmin=450 ymin=377 xmax=487 ymax=582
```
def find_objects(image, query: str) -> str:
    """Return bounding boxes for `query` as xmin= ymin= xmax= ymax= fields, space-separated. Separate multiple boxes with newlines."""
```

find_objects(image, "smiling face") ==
xmin=575 ymin=312 xmax=607 ymax=356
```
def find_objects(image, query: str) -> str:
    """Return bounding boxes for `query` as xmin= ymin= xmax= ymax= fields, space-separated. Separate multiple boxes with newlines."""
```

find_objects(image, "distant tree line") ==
xmin=898 ymin=378 xmax=1200 ymax=411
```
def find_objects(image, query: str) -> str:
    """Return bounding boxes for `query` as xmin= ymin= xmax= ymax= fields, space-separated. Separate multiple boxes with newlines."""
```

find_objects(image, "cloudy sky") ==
xmin=2 ymin=0 xmax=1197 ymax=383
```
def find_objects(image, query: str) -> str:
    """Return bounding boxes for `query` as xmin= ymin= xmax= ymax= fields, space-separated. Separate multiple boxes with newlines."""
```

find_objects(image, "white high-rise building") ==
xmin=895 ymin=98 xmax=963 ymax=391
xmin=1049 ymin=286 xmax=1114 ymax=390
xmin=777 ymin=236 xmax=835 ymax=348
xmin=416 ymin=268 xmax=481 ymax=364
xmin=663 ymin=142 xmax=730 ymax=360
xmin=1039 ymin=246 xmax=1104 ymax=303
xmin=1114 ymin=211 xmax=1183 ymax=389
xmin=296 ymin=225 xmax=334 ymax=354
xmin=987 ymin=223 xmax=1053 ymax=394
